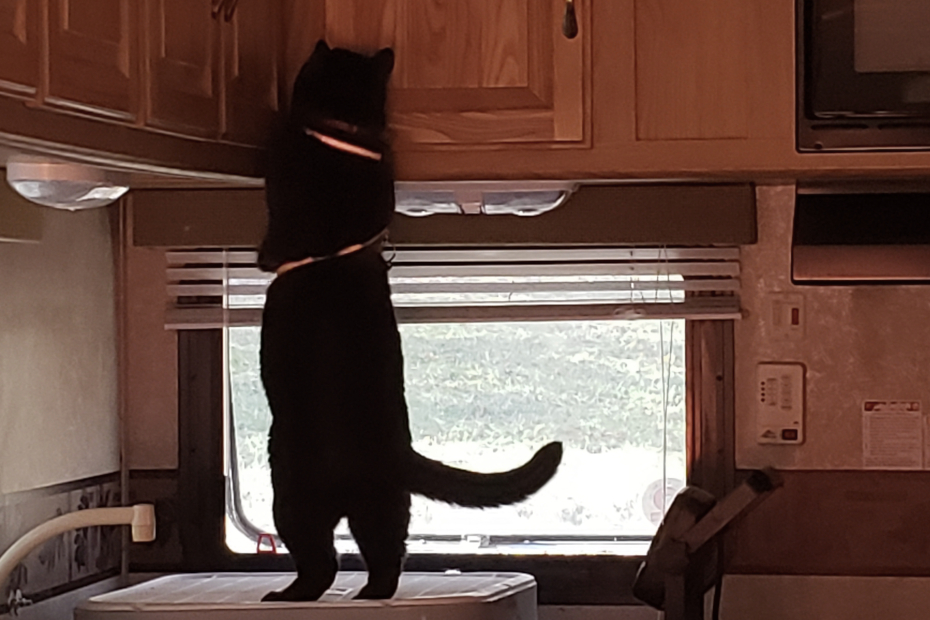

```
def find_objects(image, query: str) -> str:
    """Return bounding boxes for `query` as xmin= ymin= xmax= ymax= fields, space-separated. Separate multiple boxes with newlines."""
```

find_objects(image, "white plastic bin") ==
xmin=75 ymin=572 xmax=538 ymax=620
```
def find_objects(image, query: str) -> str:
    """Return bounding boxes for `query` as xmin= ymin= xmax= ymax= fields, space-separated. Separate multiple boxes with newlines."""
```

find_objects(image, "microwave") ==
xmin=798 ymin=0 xmax=930 ymax=151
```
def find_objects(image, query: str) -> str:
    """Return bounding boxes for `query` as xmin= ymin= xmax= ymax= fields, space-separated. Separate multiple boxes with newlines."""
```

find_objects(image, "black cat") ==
xmin=258 ymin=40 xmax=562 ymax=602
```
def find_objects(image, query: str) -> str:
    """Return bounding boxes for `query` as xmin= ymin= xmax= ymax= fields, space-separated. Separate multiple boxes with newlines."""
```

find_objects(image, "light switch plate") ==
xmin=769 ymin=293 xmax=805 ymax=341
xmin=757 ymin=362 xmax=805 ymax=444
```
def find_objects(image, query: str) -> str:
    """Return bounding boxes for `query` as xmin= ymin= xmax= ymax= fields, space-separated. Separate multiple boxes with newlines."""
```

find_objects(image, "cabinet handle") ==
xmin=211 ymin=0 xmax=239 ymax=21
xmin=562 ymin=0 xmax=578 ymax=39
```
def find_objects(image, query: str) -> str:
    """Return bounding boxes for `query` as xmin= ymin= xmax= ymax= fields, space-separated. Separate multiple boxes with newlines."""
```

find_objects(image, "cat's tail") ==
xmin=406 ymin=441 xmax=563 ymax=508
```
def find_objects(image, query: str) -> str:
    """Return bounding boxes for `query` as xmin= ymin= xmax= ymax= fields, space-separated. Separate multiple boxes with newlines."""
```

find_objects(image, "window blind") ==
xmin=164 ymin=246 xmax=741 ymax=329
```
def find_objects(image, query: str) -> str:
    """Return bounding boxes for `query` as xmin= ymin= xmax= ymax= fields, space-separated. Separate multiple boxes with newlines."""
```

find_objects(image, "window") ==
xmin=166 ymin=245 xmax=738 ymax=601
xmin=227 ymin=317 xmax=686 ymax=555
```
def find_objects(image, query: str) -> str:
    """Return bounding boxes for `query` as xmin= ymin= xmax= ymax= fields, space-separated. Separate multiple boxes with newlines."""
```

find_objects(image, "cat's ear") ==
xmin=373 ymin=47 xmax=395 ymax=80
xmin=313 ymin=39 xmax=331 ymax=58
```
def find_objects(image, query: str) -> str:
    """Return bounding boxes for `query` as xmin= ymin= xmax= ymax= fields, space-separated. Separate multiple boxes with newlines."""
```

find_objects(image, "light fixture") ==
xmin=4 ymin=156 xmax=130 ymax=211
xmin=394 ymin=181 xmax=576 ymax=217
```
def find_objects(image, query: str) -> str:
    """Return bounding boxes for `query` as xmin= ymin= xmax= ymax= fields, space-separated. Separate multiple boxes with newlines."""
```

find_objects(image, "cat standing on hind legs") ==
xmin=258 ymin=40 xmax=563 ymax=602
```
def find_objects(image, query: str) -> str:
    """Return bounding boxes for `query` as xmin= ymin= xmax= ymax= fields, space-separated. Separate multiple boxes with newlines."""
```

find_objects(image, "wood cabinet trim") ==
xmin=391 ymin=87 xmax=549 ymax=114
xmin=144 ymin=0 xmax=223 ymax=138
xmin=220 ymin=0 xmax=281 ymax=146
xmin=0 ymin=95 xmax=263 ymax=181
xmin=551 ymin=0 xmax=588 ymax=142
xmin=317 ymin=0 xmax=589 ymax=149
xmin=45 ymin=0 xmax=140 ymax=120
xmin=634 ymin=0 xmax=751 ymax=141
xmin=0 ymin=0 xmax=41 ymax=98
xmin=4 ymin=0 xmax=930 ymax=183
xmin=525 ymin=0 xmax=553 ymax=107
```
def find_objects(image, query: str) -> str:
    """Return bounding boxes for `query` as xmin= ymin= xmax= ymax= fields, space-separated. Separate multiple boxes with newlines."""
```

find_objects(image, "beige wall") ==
xmin=124 ymin=238 xmax=177 ymax=470
xmin=0 ymin=205 xmax=119 ymax=494
xmin=726 ymin=185 xmax=930 ymax=619
xmin=736 ymin=184 xmax=930 ymax=469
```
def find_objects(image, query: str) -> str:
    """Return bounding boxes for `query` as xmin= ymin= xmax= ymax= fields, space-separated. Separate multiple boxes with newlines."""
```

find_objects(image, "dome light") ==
xmin=5 ymin=156 xmax=129 ymax=211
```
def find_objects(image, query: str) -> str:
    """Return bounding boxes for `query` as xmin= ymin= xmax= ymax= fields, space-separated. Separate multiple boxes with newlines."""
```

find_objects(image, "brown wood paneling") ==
xmin=0 ymin=0 xmax=40 ymax=98
xmin=129 ymin=183 xmax=756 ymax=248
xmin=391 ymin=183 xmax=757 ymax=246
xmin=745 ymin=0 xmax=794 ymax=141
xmin=279 ymin=0 xmax=325 ymax=108
xmin=222 ymin=0 xmax=280 ymax=146
xmin=688 ymin=321 xmax=736 ymax=499
xmin=131 ymin=189 xmax=267 ymax=247
xmin=729 ymin=470 xmax=930 ymax=575
xmin=401 ymin=2 xmax=491 ymax=90
xmin=47 ymin=0 xmax=140 ymax=120
xmin=145 ymin=0 xmax=222 ymax=137
xmin=0 ymin=95 xmax=263 ymax=180
xmin=322 ymin=0 xmax=395 ymax=53
xmin=635 ymin=0 xmax=749 ymax=141
xmin=177 ymin=330 xmax=226 ymax=571
xmin=317 ymin=0 xmax=589 ymax=147
xmin=128 ymin=470 xmax=183 ymax=570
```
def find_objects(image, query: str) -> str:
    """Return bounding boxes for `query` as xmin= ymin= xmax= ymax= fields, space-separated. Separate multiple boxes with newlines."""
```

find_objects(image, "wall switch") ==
xmin=769 ymin=293 xmax=805 ymax=340
xmin=756 ymin=362 xmax=805 ymax=444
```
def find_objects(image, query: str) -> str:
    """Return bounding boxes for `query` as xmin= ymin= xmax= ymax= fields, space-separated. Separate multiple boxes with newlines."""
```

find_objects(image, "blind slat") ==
xmin=389 ymin=262 xmax=738 ymax=278
xmin=165 ymin=247 xmax=740 ymax=264
xmin=166 ymin=299 xmax=740 ymax=329
xmin=389 ymin=279 xmax=739 ymax=294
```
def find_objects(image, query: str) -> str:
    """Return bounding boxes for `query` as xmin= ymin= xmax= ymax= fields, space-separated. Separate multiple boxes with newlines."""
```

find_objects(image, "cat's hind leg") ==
xmin=262 ymin=491 xmax=342 ymax=602
xmin=348 ymin=489 xmax=410 ymax=599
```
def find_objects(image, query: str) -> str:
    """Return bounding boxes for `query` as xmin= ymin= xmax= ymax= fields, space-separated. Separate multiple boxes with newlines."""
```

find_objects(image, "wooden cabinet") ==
xmin=0 ymin=0 xmax=281 ymax=179
xmin=144 ymin=0 xmax=281 ymax=144
xmin=144 ymin=0 xmax=223 ymax=137
xmin=3 ymin=0 xmax=930 ymax=182
xmin=320 ymin=0 xmax=589 ymax=150
xmin=632 ymin=0 xmax=789 ymax=143
xmin=222 ymin=0 xmax=281 ymax=146
xmin=0 ymin=0 xmax=40 ymax=99
xmin=46 ymin=0 xmax=140 ymax=120
xmin=289 ymin=0 xmax=791 ymax=179
xmin=383 ymin=0 xmax=798 ymax=180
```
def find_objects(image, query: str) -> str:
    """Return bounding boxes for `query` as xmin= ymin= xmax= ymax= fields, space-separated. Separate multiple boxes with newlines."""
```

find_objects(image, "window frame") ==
xmin=167 ymin=316 xmax=734 ymax=606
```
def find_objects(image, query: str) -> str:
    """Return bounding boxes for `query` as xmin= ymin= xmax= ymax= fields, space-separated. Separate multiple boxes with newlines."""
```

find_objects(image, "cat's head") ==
xmin=259 ymin=41 xmax=396 ymax=272
xmin=290 ymin=40 xmax=395 ymax=142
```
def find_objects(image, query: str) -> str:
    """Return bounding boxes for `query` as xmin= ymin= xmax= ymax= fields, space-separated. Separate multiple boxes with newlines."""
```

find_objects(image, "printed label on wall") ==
xmin=862 ymin=400 xmax=923 ymax=469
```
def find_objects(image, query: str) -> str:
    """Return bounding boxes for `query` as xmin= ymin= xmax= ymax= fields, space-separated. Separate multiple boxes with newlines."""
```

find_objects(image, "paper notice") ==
xmin=862 ymin=400 xmax=923 ymax=469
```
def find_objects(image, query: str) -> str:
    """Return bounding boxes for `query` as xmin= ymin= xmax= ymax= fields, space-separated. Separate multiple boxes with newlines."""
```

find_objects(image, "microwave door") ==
xmin=808 ymin=0 xmax=930 ymax=119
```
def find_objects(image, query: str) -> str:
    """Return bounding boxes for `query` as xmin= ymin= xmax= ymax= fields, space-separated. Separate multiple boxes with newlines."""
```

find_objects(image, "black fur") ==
xmin=258 ymin=41 xmax=562 ymax=602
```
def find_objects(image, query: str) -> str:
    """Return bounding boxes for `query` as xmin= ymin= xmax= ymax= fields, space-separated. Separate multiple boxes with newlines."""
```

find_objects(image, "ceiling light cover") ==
xmin=393 ymin=181 xmax=577 ymax=217
xmin=5 ymin=156 xmax=130 ymax=211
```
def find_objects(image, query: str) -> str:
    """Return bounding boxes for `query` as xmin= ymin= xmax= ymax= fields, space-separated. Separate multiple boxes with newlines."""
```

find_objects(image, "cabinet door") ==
xmin=222 ymin=0 xmax=280 ymax=146
xmin=633 ymin=0 xmax=789 ymax=142
xmin=46 ymin=0 xmax=139 ymax=120
xmin=0 ymin=0 xmax=40 ymax=98
xmin=323 ymin=0 xmax=589 ymax=149
xmin=145 ymin=0 xmax=222 ymax=137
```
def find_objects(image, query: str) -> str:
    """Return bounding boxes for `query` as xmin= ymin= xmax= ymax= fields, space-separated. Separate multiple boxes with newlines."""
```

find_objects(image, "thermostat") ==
xmin=756 ymin=363 xmax=805 ymax=444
